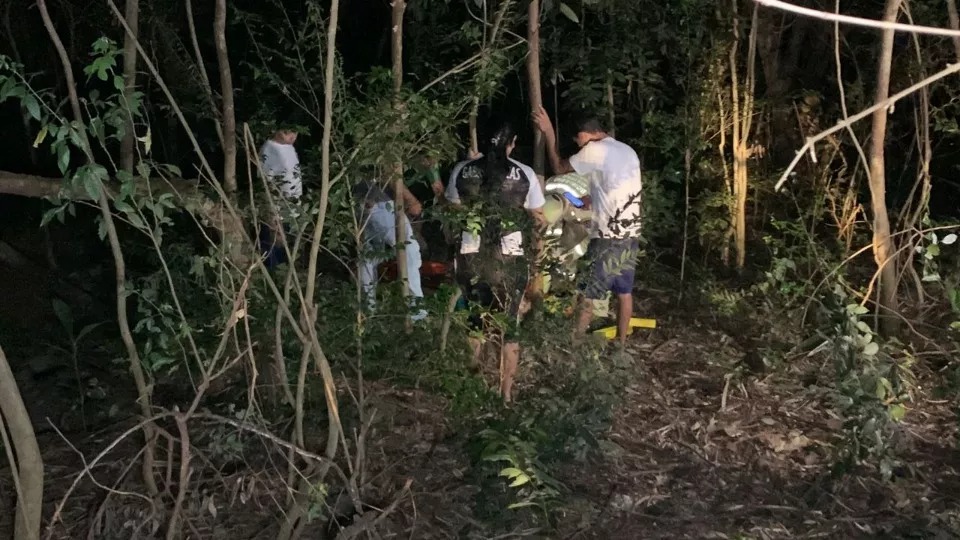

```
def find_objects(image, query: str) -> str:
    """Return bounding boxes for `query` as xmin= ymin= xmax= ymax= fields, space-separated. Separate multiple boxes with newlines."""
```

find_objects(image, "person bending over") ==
xmin=354 ymin=179 xmax=429 ymax=322
xmin=532 ymin=107 xmax=643 ymax=346
xmin=446 ymin=121 xmax=545 ymax=402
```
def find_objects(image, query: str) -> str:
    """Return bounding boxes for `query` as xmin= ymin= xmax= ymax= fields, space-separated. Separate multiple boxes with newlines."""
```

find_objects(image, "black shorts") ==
xmin=455 ymin=252 xmax=529 ymax=340
xmin=578 ymin=237 xmax=640 ymax=300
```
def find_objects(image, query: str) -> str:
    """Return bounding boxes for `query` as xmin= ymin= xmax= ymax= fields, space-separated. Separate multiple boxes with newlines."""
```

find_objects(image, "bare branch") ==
xmin=773 ymin=62 xmax=960 ymax=191
xmin=754 ymin=0 xmax=960 ymax=37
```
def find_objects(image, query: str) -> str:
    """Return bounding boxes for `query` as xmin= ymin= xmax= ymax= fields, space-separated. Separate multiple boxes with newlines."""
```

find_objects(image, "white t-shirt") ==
xmin=445 ymin=157 xmax=545 ymax=255
xmin=569 ymin=137 xmax=642 ymax=239
xmin=260 ymin=139 xmax=303 ymax=200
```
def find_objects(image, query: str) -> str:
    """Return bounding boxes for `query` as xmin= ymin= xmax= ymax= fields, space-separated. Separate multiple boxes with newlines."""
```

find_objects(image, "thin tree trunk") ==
xmin=606 ymin=74 xmax=616 ymax=137
xmin=869 ymin=0 xmax=903 ymax=333
xmin=527 ymin=0 xmax=545 ymax=180
xmin=947 ymin=0 xmax=960 ymax=59
xmin=468 ymin=0 xmax=514 ymax=156
xmin=36 ymin=0 xmax=159 ymax=497
xmin=214 ymin=0 xmax=237 ymax=195
xmin=185 ymin=0 xmax=224 ymax=145
xmin=119 ymin=0 xmax=140 ymax=173
xmin=729 ymin=0 xmax=758 ymax=270
xmin=390 ymin=0 xmax=411 ymax=330
xmin=276 ymin=1 xmax=343 ymax=534
xmin=0 ymin=344 xmax=43 ymax=540
xmin=728 ymin=0 xmax=741 ymax=268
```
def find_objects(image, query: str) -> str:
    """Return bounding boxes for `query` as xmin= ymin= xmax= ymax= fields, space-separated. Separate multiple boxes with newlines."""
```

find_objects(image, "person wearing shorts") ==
xmin=446 ymin=121 xmax=545 ymax=402
xmin=533 ymin=107 xmax=643 ymax=345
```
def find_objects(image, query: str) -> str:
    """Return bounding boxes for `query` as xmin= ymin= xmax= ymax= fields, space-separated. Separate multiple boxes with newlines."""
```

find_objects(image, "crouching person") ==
xmin=354 ymin=180 xmax=428 ymax=322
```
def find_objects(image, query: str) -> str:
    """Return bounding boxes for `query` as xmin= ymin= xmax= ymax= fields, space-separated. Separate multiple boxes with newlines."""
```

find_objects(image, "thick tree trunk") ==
xmin=0 ymin=345 xmax=43 ymax=540
xmin=119 ymin=0 xmax=140 ymax=173
xmin=869 ymin=0 xmax=903 ymax=332
xmin=214 ymin=0 xmax=237 ymax=195
xmin=527 ymin=0 xmax=545 ymax=180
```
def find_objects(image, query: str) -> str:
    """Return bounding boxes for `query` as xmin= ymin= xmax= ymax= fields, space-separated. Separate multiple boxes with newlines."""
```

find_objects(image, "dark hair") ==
xmin=483 ymin=121 xmax=516 ymax=187
xmin=572 ymin=112 xmax=605 ymax=135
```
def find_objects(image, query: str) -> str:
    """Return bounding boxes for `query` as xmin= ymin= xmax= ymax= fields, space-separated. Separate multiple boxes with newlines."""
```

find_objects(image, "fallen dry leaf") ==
xmin=759 ymin=430 xmax=814 ymax=453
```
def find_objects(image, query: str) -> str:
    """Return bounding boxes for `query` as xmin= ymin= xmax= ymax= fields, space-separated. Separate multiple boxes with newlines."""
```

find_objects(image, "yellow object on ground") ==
xmin=593 ymin=318 xmax=657 ymax=339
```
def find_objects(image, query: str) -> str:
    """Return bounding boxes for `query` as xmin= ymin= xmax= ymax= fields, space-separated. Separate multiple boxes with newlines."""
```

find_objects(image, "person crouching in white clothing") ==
xmin=354 ymin=181 xmax=428 ymax=322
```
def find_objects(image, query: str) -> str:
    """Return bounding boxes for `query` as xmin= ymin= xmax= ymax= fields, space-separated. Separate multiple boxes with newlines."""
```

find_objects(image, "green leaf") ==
xmin=96 ymin=215 xmax=107 ymax=240
xmin=847 ymin=304 xmax=869 ymax=316
xmin=33 ymin=125 xmax=48 ymax=148
xmin=114 ymin=200 xmax=135 ymax=214
xmin=76 ymin=322 xmax=105 ymax=343
xmin=942 ymin=233 xmax=958 ymax=246
xmin=128 ymin=213 xmax=146 ymax=229
xmin=889 ymin=403 xmax=906 ymax=422
xmin=51 ymin=298 xmax=73 ymax=336
xmin=57 ymin=146 xmax=71 ymax=175
xmin=862 ymin=342 xmax=879 ymax=357
xmin=23 ymin=94 xmax=40 ymax=120
xmin=559 ymin=2 xmax=580 ymax=23
xmin=499 ymin=467 xmax=523 ymax=479
xmin=82 ymin=171 xmax=101 ymax=200
xmin=0 ymin=78 xmax=15 ymax=101
xmin=509 ymin=473 xmax=531 ymax=487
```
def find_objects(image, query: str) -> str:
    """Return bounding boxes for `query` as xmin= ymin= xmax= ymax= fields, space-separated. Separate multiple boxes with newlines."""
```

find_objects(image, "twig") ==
xmin=44 ymin=413 xmax=176 ymax=540
xmin=45 ymin=419 xmax=154 ymax=505
xmin=337 ymin=478 xmax=413 ymax=540
xmin=165 ymin=415 xmax=193 ymax=540
xmin=773 ymin=62 xmax=960 ymax=191
xmin=754 ymin=0 xmax=960 ymax=37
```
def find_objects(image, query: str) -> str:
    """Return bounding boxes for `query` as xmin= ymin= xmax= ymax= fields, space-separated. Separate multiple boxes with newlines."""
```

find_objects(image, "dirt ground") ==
xmin=3 ymin=296 xmax=960 ymax=539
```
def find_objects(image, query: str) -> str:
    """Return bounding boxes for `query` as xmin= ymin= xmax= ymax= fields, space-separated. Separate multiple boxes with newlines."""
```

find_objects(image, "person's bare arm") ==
xmin=399 ymin=183 xmax=423 ymax=217
xmin=532 ymin=106 xmax=574 ymax=175
xmin=527 ymin=207 xmax=547 ymax=229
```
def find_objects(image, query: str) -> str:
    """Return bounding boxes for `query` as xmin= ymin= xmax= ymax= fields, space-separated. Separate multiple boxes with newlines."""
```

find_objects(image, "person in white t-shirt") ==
xmin=445 ymin=122 xmax=545 ymax=402
xmin=532 ymin=107 xmax=642 ymax=345
xmin=259 ymin=128 xmax=303 ymax=269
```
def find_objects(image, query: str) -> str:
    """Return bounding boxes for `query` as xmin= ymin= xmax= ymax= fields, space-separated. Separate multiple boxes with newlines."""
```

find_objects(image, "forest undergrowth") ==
xmin=3 ymin=253 xmax=960 ymax=540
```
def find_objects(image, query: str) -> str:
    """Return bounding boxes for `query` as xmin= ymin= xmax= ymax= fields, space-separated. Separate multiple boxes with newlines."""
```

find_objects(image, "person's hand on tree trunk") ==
xmin=532 ymin=106 xmax=554 ymax=138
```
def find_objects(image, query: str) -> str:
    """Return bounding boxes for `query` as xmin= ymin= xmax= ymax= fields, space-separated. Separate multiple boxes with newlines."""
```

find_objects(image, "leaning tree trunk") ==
xmin=119 ymin=0 xmax=140 ymax=173
xmin=0 ymin=344 xmax=43 ymax=540
xmin=868 ymin=0 xmax=903 ymax=333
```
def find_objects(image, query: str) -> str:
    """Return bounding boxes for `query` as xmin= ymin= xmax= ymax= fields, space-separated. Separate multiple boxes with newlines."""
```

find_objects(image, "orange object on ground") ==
xmin=379 ymin=260 xmax=451 ymax=289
